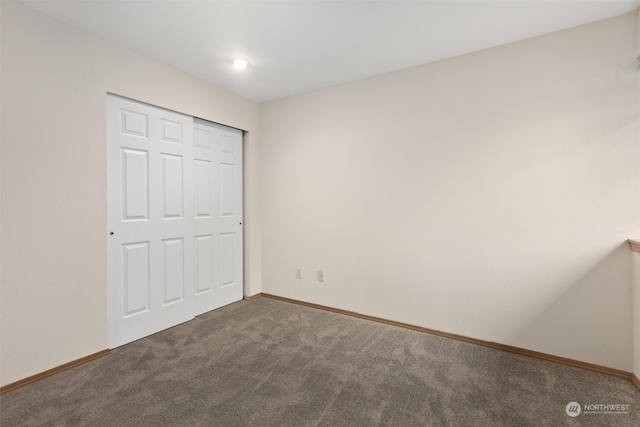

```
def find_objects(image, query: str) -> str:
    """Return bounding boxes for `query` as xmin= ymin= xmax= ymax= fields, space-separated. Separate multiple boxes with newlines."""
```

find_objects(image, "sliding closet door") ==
xmin=193 ymin=119 xmax=243 ymax=315
xmin=108 ymin=96 xmax=244 ymax=348
xmin=107 ymin=95 xmax=195 ymax=348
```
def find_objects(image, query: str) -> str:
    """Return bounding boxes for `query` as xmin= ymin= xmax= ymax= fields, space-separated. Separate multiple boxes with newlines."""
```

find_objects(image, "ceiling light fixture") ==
xmin=231 ymin=58 xmax=250 ymax=70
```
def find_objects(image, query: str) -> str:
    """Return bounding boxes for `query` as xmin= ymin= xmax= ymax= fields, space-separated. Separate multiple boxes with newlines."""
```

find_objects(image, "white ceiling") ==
xmin=20 ymin=0 xmax=640 ymax=102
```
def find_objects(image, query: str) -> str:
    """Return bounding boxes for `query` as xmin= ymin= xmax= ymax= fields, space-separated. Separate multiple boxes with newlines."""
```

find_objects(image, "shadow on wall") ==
xmin=509 ymin=243 xmax=633 ymax=371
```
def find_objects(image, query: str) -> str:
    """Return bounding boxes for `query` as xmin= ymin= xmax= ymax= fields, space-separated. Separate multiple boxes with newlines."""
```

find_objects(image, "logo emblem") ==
xmin=566 ymin=401 xmax=581 ymax=417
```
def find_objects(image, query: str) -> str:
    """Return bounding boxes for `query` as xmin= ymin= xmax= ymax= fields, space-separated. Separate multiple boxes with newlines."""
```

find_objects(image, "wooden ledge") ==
xmin=628 ymin=239 xmax=640 ymax=253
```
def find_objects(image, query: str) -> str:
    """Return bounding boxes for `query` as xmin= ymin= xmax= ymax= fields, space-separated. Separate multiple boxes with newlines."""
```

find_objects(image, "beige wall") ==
xmin=261 ymin=13 xmax=639 ymax=371
xmin=0 ymin=0 xmax=262 ymax=386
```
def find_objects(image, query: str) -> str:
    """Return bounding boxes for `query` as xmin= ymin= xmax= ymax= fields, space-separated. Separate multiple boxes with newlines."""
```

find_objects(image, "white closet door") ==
xmin=193 ymin=119 xmax=243 ymax=315
xmin=108 ymin=95 xmax=194 ymax=348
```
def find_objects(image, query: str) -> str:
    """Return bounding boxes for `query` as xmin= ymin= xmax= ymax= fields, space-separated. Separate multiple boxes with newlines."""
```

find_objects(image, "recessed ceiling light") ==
xmin=232 ymin=58 xmax=250 ymax=70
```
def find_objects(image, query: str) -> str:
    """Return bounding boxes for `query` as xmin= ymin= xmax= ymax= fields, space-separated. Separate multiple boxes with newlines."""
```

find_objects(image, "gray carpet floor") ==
xmin=1 ymin=297 xmax=639 ymax=426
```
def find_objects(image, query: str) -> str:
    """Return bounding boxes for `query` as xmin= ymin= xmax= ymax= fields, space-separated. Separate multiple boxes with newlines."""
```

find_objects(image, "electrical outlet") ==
xmin=317 ymin=270 xmax=325 ymax=282
xmin=296 ymin=268 xmax=302 ymax=279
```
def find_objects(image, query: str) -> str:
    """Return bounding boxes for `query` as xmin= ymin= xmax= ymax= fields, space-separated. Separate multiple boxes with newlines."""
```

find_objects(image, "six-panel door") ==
xmin=193 ymin=119 xmax=243 ymax=315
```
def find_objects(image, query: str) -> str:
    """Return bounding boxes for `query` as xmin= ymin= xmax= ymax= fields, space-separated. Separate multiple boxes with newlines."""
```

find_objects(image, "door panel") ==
xmin=194 ymin=160 xmax=213 ymax=218
xmin=161 ymin=154 xmax=184 ymax=219
xmin=193 ymin=119 xmax=243 ymax=315
xmin=162 ymin=237 xmax=185 ymax=305
xmin=220 ymin=163 xmax=236 ymax=216
xmin=195 ymin=234 xmax=214 ymax=295
xmin=221 ymin=232 xmax=236 ymax=287
xmin=120 ymin=109 xmax=148 ymax=138
xmin=160 ymin=119 xmax=183 ymax=144
xmin=122 ymin=242 xmax=150 ymax=317
xmin=122 ymin=149 xmax=149 ymax=220
xmin=108 ymin=95 xmax=194 ymax=348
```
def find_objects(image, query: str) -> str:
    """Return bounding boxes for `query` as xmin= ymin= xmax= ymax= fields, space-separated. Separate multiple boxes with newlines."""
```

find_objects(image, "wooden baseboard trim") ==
xmin=243 ymin=293 xmax=262 ymax=301
xmin=632 ymin=374 xmax=640 ymax=391
xmin=259 ymin=293 xmax=637 ymax=387
xmin=628 ymin=239 xmax=640 ymax=253
xmin=0 ymin=349 xmax=111 ymax=395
